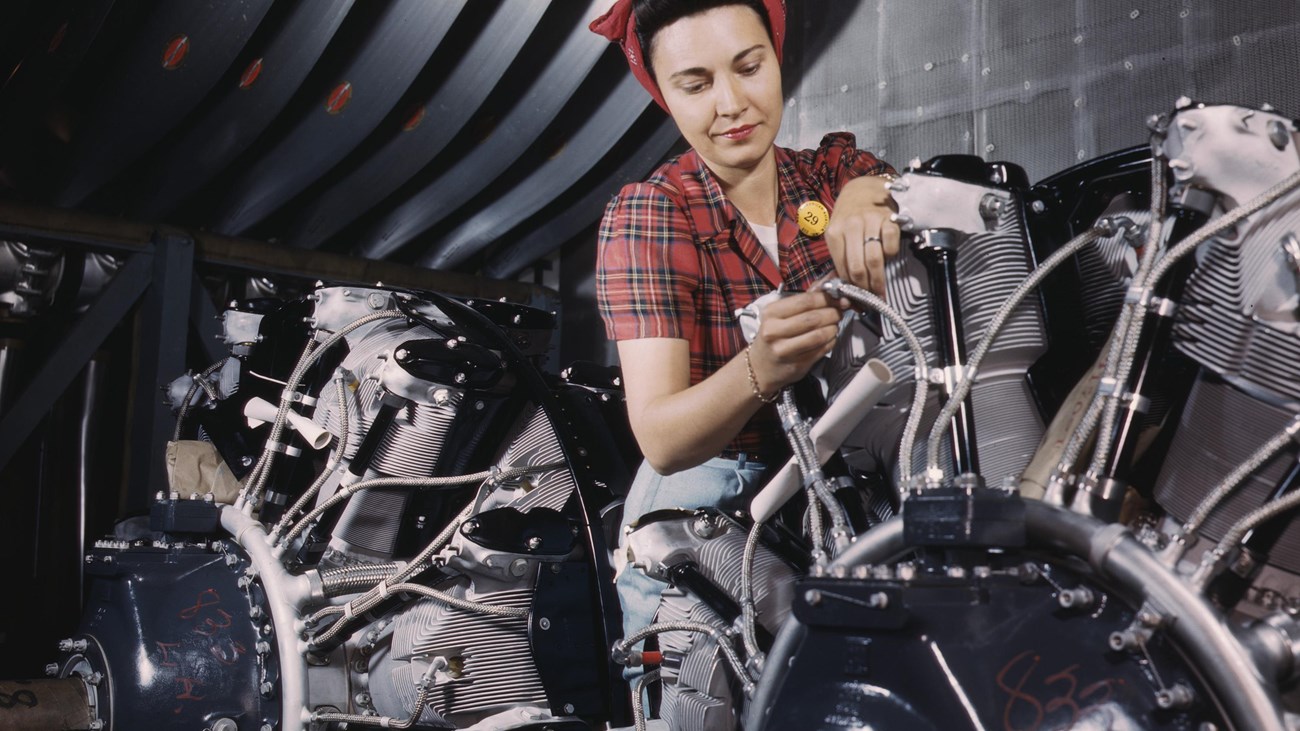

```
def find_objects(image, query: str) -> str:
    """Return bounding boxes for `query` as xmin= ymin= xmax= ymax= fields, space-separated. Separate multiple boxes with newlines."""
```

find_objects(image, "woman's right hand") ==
xmin=746 ymin=289 xmax=845 ymax=398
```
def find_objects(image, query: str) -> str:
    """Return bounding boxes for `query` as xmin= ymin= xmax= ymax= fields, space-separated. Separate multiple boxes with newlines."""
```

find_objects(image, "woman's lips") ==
xmin=719 ymin=124 xmax=757 ymax=141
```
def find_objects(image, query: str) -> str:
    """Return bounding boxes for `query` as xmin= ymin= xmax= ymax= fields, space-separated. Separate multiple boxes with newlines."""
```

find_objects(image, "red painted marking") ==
xmin=192 ymin=608 xmax=233 ymax=637
xmin=178 ymin=588 xmax=221 ymax=619
xmin=239 ymin=57 xmax=263 ymax=89
xmin=155 ymin=640 xmax=182 ymax=668
xmin=162 ymin=34 xmax=190 ymax=70
xmin=402 ymin=105 xmax=426 ymax=132
xmin=210 ymin=638 xmax=248 ymax=666
xmin=325 ymin=81 xmax=352 ymax=114
xmin=48 ymin=22 xmax=68 ymax=54
xmin=175 ymin=676 xmax=205 ymax=701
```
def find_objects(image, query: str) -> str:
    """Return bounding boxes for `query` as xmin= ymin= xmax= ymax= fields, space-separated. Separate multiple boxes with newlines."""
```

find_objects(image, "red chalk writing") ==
xmin=995 ymin=650 xmax=1125 ymax=731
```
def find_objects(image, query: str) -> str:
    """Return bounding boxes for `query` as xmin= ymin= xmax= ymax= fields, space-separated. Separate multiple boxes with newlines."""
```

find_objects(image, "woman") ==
xmin=590 ymin=0 xmax=900 ymax=647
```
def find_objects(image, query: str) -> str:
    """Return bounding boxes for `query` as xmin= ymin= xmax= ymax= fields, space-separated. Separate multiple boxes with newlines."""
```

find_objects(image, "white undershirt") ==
xmin=749 ymin=221 xmax=779 ymax=264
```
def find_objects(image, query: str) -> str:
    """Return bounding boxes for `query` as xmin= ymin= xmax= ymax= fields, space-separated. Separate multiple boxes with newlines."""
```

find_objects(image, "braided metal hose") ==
xmin=270 ymin=372 xmax=350 ymax=547
xmin=924 ymin=226 xmax=1105 ymax=477
xmin=172 ymin=357 xmax=228 ymax=440
xmin=821 ymin=281 xmax=930 ymax=487
xmin=240 ymin=310 xmax=405 ymax=506
xmin=616 ymin=620 xmax=754 ymax=694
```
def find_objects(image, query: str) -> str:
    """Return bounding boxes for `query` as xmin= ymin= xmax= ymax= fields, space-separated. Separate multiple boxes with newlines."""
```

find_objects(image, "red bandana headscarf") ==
xmin=589 ymin=0 xmax=787 ymax=112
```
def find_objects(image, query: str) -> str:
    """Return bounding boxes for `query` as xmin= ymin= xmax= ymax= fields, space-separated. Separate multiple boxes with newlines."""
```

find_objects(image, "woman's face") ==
xmin=649 ymin=5 xmax=783 ymax=182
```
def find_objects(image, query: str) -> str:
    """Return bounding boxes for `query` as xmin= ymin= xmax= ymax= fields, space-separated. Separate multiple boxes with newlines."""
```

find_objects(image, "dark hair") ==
xmin=633 ymin=0 xmax=774 ymax=81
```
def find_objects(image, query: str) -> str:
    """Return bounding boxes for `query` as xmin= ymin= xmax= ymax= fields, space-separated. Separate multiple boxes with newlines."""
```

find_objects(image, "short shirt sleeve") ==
xmin=796 ymin=132 xmax=895 ymax=201
xmin=596 ymin=181 xmax=701 ymax=342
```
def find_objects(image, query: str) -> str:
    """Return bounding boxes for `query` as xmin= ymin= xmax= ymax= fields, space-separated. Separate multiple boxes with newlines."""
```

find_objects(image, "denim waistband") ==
xmin=713 ymin=450 xmax=768 ymax=471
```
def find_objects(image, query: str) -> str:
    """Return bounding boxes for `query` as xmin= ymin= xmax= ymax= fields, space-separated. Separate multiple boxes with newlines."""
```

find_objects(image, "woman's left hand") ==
xmin=824 ymin=175 xmax=901 ymax=298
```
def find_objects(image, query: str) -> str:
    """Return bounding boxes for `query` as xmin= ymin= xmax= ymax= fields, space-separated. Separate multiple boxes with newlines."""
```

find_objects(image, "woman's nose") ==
xmin=715 ymin=75 xmax=747 ymax=116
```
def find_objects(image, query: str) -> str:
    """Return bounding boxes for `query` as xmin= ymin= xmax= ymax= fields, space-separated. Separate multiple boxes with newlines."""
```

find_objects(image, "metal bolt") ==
xmin=1269 ymin=119 xmax=1291 ymax=150
xmin=1137 ymin=608 xmax=1162 ymax=627
xmin=250 ymin=606 xmax=265 ymax=619
xmin=979 ymin=192 xmax=1004 ymax=219
xmin=462 ymin=519 xmax=479 ymax=535
xmin=526 ymin=536 xmax=543 ymax=551
xmin=211 ymin=719 xmax=238 ymax=731
xmin=538 ymin=617 xmax=551 ymax=630
xmin=868 ymin=592 xmax=890 ymax=609
xmin=804 ymin=589 xmax=823 ymax=606
xmin=355 ymin=692 xmax=372 ymax=706
xmin=1155 ymin=682 xmax=1195 ymax=710
xmin=260 ymin=681 xmax=275 ymax=696
xmin=44 ymin=663 xmax=59 ymax=676
xmin=1109 ymin=629 xmax=1141 ymax=652
xmin=563 ymin=703 xmax=576 ymax=714
xmin=225 ymin=553 xmax=240 ymax=566
xmin=256 ymin=641 xmax=271 ymax=655
xmin=58 ymin=638 xmax=88 ymax=653
xmin=394 ymin=348 xmax=408 ymax=361
xmin=88 ymin=721 xmax=104 ymax=730
xmin=1058 ymin=586 xmax=1096 ymax=611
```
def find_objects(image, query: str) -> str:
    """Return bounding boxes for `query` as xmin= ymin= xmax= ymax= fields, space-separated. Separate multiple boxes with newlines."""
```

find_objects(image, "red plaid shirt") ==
xmin=597 ymin=132 xmax=892 ymax=460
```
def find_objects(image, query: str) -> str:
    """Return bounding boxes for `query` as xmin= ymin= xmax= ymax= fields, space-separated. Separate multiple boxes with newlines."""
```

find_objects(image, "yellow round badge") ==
xmin=796 ymin=200 xmax=830 ymax=237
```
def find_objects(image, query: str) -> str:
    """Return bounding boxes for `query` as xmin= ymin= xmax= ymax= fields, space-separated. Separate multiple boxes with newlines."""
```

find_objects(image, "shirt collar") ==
xmin=671 ymin=147 xmax=815 ymax=287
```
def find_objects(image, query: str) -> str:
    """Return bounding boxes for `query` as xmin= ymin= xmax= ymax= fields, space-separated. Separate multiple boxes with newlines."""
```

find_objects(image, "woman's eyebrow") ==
xmin=667 ymin=44 xmax=766 ymax=82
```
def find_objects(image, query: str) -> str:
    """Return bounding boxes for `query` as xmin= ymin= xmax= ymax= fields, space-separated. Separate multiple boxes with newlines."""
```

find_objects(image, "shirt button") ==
xmin=796 ymin=200 xmax=830 ymax=237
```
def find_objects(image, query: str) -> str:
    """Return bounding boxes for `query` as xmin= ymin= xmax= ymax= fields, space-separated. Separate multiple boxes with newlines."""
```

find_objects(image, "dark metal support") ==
xmin=916 ymin=230 xmax=980 ymax=476
xmin=0 ymin=251 xmax=152 ymax=474
xmin=123 ymin=232 xmax=193 ymax=513
xmin=1098 ymin=212 xmax=1205 ymax=484
xmin=188 ymin=272 xmax=227 ymax=366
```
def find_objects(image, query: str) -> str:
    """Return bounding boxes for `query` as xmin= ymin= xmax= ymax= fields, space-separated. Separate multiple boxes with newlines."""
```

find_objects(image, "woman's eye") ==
xmin=682 ymin=82 xmax=708 ymax=94
xmin=740 ymin=63 xmax=760 ymax=76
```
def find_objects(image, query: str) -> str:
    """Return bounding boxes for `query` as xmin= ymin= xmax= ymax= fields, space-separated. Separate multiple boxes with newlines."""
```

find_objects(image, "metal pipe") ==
xmin=75 ymin=358 xmax=104 ymax=609
xmin=220 ymin=505 xmax=315 ymax=731
xmin=915 ymin=231 xmax=979 ymax=476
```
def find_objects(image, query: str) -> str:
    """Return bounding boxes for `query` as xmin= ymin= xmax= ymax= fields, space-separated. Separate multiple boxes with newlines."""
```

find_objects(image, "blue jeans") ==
xmin=615 ymin=455 xmax=769 ymax=653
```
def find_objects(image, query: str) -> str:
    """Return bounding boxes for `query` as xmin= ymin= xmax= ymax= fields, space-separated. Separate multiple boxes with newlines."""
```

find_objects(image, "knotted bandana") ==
xmin=589 ymin=0 xmax=786 ymax=112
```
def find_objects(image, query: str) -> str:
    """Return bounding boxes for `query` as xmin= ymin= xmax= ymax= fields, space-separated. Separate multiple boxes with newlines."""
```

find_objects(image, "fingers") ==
xmin=828 ymin=211 xmax=901 ymax=297
xmin=750 ymin=290 xmax=842 ymax=390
